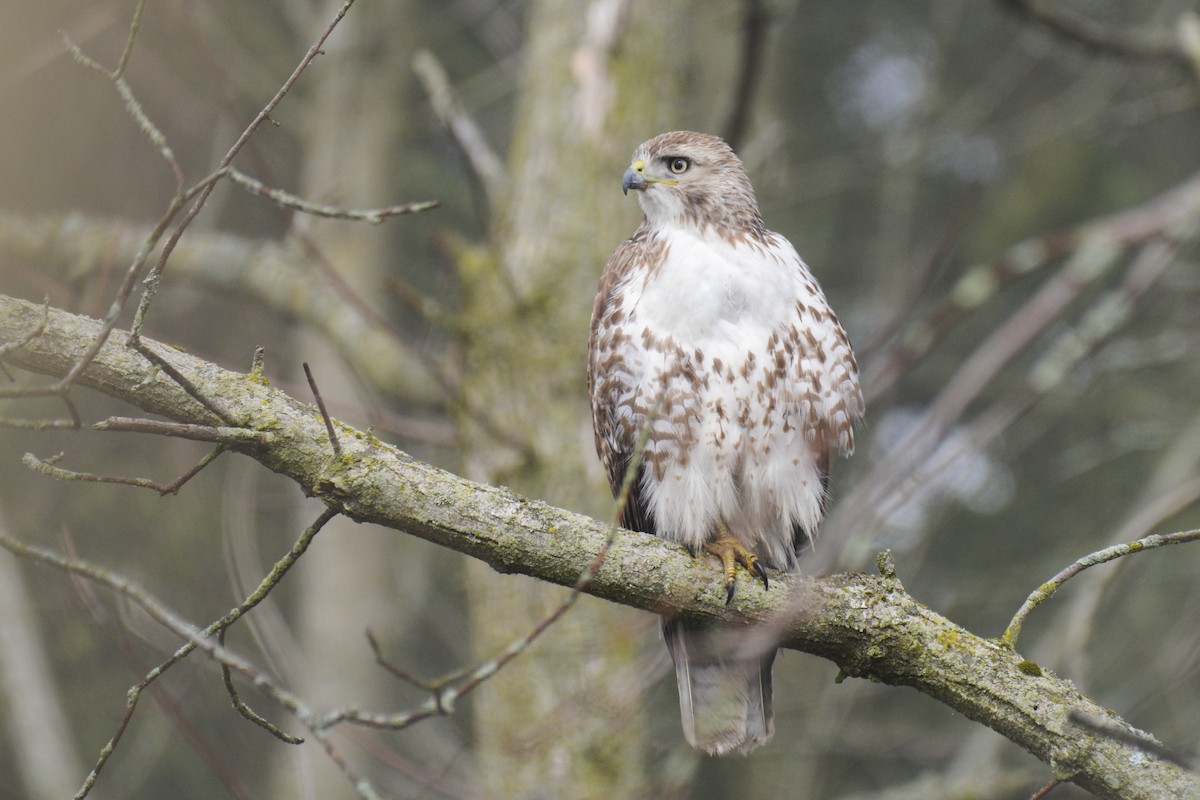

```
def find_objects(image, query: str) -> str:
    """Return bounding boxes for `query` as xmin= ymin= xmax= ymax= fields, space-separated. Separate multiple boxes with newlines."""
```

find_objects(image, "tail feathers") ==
xmin=663 ymin=619 xmax=776 ymax=756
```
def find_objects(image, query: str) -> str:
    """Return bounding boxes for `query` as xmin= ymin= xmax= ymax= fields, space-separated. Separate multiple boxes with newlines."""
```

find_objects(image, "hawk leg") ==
xmin=702 ymin=527 xmax=769 ymax=604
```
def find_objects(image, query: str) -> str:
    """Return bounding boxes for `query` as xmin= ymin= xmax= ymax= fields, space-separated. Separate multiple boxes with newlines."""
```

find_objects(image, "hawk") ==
xmin=588 ymin=131 xmax=863 ymax=755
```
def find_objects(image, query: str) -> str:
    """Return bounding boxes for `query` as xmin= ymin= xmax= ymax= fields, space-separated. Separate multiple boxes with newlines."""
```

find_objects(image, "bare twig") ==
xmin=225 ymin=167 xmax=439 ymax=223
xmin=0 ymin=179 xmax=214 ymax=429
xmin=1002 ymin=528 xmax=1200 ymax=648
xmin=131 ymin=332 xmax=240 ymax=427
xmin=129 ymin=0 xmax=359 ymax=339
xmin=0 ymin=414 xmax=80 ymax=431
xmin=219 ymin=628 xmax=304 ymax=745
xmin=61 ymin=31 xmax=184 ymax=192
xmin=1029 ymin=778 xmax=1061 ymax=800
xmin=48 ymin=190 xmax=196 ymax=396
xmin=303 ymin=362 xmax=341 ymax=457
xmin=365 ymin=630 xmax=466 ymax=715
xmin=92 ymin=417 xmax=271 ymax=444
xmin=366 ymin=630 xmax=449 ymax=689
xmin=111 ymin=0 xmax=149 ymax=80
xmin=23 ymin=447 xmax=226 ymax=495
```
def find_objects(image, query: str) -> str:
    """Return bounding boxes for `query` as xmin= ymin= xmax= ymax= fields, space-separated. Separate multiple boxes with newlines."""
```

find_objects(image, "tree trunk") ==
xmin=456 ymin=0 xmax=687 ymax=795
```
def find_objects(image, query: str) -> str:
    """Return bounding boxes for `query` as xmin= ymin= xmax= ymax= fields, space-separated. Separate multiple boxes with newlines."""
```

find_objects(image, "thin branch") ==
xmin=0 ymin=183 xmax=207 ymax=431
xmin=129 ymin=0 xmax=359 ymax=339
xmin=92 ymin=417 xmax=271 ymax=445
xmin=1002 ymin=528 xmax=1200 ymax=648
xmin=111 ymin=0 xmax=148 ymax=80
xmin=61 ymin=31 xmax=185 ymax=192
xmin=303 ymin=362 xmax=341 ymax=457
xmin=1029 ymin=779 xmax=1061 ymax=800
xmin=0 ymin=414 xmax=80 ymax=431
xmin=131 ymin=341 xmax=238 ymax=424
xmin=225 ymin=167 xmax=439 ymax=223
xmin=366 ymin=630 xmax=458 ymax=691
xmin=219 ymin=628 xmax=304 ymax=745
xmin=23 ymin=447 xmax=226 ymax=495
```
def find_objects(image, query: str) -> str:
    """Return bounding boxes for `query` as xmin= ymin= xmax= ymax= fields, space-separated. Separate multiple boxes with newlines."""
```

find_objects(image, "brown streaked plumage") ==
xmin=588 ymin=132 xmax=863 ymax=755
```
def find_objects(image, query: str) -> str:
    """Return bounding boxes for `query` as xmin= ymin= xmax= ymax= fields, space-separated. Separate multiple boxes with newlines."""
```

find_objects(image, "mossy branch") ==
xmin=0 ymin=292 xmax=1195 ymax=800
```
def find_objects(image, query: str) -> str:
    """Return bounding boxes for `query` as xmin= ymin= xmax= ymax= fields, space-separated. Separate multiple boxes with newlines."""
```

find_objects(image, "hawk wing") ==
xmin=588 ymin=228 xmax=658 ymax=538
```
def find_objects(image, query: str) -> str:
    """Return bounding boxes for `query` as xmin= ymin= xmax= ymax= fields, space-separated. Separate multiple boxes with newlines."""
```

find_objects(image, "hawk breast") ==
xmin=591 ymin=225 xmax=859 ymax=570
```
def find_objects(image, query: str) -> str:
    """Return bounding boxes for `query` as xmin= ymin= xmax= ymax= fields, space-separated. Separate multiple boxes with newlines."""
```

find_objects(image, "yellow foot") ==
xmin=702 ymin=536 xmax=769 ymax=605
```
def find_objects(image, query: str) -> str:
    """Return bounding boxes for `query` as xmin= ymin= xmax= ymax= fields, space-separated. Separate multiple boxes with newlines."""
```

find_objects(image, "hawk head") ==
xmin=621 ymin=131 xmax=764 ymax=238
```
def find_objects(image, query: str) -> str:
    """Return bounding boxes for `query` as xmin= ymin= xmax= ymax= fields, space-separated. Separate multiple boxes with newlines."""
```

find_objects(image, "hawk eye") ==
xmin=667 ymin=157 xmax=691 ymax=175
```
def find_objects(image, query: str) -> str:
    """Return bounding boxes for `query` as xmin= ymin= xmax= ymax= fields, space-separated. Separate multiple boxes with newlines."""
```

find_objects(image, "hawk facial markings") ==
xmin=588 ymin=131 xmax=864 ymax=756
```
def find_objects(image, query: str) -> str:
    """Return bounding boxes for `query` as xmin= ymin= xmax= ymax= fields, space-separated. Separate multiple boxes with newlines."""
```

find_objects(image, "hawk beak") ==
xmin=622 ymin=164 xmax=647 ymax=195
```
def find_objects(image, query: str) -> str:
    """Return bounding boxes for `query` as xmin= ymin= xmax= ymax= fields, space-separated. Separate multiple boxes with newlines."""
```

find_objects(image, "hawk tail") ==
xmin=663 ymin=619 xmax=776 ymax=756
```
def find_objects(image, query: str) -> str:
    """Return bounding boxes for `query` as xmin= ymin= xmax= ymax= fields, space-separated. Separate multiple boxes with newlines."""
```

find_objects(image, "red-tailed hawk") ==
xmin=588 ymin=131 xmax=863 ymax=755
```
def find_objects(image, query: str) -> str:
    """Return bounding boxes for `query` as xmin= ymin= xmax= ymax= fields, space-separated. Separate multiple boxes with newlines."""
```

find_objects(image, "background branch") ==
xmin=997 ymin=0 xmax=1199 ymax=75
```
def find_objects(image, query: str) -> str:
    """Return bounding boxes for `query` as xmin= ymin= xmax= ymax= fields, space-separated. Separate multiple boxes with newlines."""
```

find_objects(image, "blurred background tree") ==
xmin=1 ymin=1 xmax=1198 ymax=798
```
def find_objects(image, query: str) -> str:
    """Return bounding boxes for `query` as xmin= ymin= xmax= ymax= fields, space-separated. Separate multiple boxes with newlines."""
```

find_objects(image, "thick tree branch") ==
xmin=0 ymin=292 xmax=1195 ymax=799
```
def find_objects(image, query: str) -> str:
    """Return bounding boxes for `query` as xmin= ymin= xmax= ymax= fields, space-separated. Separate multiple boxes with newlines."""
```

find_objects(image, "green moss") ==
xmin=1017 ymin=659 xmax=1044 ymax=677
xmin=936 ymin=628 xmax=961 ymax=648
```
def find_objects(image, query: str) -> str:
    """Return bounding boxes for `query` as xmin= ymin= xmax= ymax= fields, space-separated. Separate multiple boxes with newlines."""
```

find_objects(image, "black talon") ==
xmin=686 ymin=544 xmax=697 ymax=558
xmin=725 ymin=581 xmax=736 ymax=606
xmin=753 ymin=561 xmax=769 ymax=590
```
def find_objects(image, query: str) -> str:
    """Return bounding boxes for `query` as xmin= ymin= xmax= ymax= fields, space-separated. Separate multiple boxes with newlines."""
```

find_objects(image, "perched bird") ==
xmin=588 ymin=131 xmax=863 ymax=755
